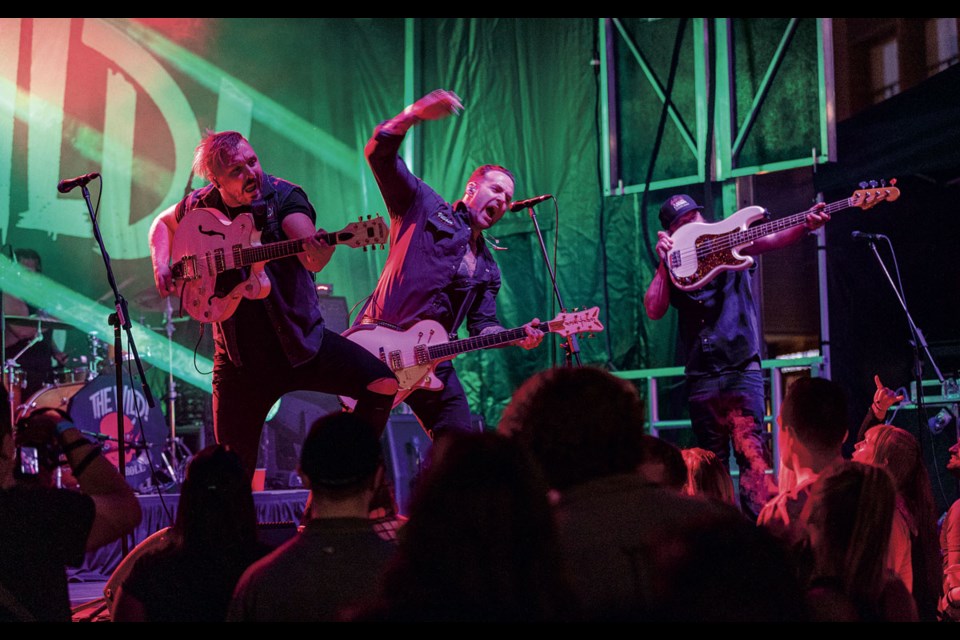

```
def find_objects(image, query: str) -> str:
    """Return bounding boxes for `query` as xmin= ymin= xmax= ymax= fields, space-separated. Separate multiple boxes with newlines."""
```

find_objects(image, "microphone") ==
xmin=509 ymin=194 xmax=553 ymax=212
xmin=851 ymin=231 xmax=886 ymax=242
xmin=57 ymin=172 xmax=100 ymax=194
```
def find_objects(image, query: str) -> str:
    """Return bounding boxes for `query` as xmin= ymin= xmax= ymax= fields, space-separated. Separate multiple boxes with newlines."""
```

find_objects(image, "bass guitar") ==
xmin=171 ymin=207 xmax=387 ymax=323
xmin=666 ymin=180 xmax=900 ymax=291
xmin=339 ymin=307 xmax=604 ymax=410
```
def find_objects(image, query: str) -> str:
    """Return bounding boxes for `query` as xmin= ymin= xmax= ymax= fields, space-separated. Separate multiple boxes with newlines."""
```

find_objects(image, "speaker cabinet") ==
xmin=379 ymin=413 xmax=486 ymax=516
xmin=889 ymin=402 xmax=960 ymax=516
xmin=318 ymin=295 xmax=349 ymax=335
xmin=261 ymin=390 xmax=343 ymax=489
xmin=381 ymin=415 xmax=433 ymax=517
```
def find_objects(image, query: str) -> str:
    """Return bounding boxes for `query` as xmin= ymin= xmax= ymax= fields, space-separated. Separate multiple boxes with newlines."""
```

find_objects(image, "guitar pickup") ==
xmin=413 ymin=344 xmax=429 ymax=365
xmin=669 ymin=252 xmax=682 ymax=268
xmin=213 ymin=249 xmax=226 ymax=275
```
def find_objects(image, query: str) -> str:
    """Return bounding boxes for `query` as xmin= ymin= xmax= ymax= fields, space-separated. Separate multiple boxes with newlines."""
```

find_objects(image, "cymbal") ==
xmin=4 ymin=315 xmax=76 ymax=331
xmin=130 ymin=286 xmax=180 ymax=313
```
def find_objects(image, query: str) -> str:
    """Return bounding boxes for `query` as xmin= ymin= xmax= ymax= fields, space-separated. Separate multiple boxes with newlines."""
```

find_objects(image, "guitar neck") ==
xmin=237 ymin=230 xmax=342 ymax=268
xmin=426 ymin=319 xmax=566 ymax=360
xmin=731 ymin=198 xmax=851 ymax=245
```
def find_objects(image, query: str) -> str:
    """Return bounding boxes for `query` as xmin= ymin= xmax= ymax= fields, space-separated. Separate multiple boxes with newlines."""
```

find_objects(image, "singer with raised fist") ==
xmin=358 ymin=89 xmax=543 ymax=437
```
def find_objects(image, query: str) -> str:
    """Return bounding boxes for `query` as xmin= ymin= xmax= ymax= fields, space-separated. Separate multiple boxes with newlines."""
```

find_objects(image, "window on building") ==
xmin=925 ymin=17 xmax=959 ymax=75
xmin=869 ymin=37 xmax=900 ymax=103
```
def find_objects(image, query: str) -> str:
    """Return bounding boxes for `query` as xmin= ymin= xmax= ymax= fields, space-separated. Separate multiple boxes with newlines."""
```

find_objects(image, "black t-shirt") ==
xmin=122 ymin=543 xmax=269 ymax=622
xmin=0 ymin=486 xmax=95 ymax=621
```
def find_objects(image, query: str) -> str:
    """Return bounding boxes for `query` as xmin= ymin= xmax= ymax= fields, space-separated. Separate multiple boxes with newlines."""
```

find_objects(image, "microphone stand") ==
xmin=79 ymin=181 xmax=155 ymax=558
xmin=522 ymin=203 xmax=581 ymax=367
xmin=865 ymin=238 xmax=944 ymax=436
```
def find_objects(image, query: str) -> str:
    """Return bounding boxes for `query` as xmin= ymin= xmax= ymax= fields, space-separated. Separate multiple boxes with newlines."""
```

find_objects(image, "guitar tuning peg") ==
xmin=880 ymin=179 xmax=887 ymax=187
xmin=858 ymin=181 xmax=868 ymax=189
xmin=869 ymin=180 xmax=878 ymax=188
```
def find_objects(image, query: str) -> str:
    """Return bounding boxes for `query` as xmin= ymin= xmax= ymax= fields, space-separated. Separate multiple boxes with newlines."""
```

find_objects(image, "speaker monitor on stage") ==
xmin=262 ymin=390 xmax=343 ymax=489
xmin=381 ymin=415 xmax=433 ymax=518
xmin=381 ymin=412 xmax=485 ymax=517
xmin=889 ymin=401 xmax=960 ymax=516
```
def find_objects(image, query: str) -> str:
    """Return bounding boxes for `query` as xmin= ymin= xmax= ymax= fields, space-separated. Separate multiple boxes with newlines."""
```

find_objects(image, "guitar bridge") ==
xmin=389 ymin=350 xmax=403 ymax=371
xmin=175 ymin=256 xmax=198 ymax=280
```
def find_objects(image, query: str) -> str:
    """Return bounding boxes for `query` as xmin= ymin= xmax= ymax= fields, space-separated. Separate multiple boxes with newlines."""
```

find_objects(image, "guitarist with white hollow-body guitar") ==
xmin=148 ymin=130 xmax=399 ymax=478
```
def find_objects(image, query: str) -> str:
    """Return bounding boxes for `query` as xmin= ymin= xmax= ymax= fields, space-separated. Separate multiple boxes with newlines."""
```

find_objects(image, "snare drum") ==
xmin=53 ymin=356 xmax=95 ymax=385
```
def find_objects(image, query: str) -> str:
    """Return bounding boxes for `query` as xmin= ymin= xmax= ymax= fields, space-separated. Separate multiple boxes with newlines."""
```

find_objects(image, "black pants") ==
xmin=212 ymin=328 xmax=396 ymax=478
xmin=403 ymin=361 xmax=475 ymax=437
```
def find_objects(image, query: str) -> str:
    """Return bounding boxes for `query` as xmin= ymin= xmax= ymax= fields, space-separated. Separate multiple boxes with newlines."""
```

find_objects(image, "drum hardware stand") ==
xmin=158 ymin=295 xmax=192 ymax=486
xmin=77 ymin=175 xmax=154 ymax=559
xmin=4 ymin=326 xmax=43 ymax=426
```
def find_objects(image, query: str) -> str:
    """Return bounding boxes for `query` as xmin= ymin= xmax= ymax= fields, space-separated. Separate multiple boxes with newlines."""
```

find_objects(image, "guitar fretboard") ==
xmin=236 ymin=230 xmax=356 ymax=266
xmin=695 ymin=198 xmax=851 ymax=258
xmin=426 ymin=320 xmax=562 ymax=360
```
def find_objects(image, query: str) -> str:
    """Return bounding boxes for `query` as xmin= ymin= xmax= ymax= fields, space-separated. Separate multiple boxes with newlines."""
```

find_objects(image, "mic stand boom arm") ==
xmin=523 ymin=203 xmax=581 ymax=367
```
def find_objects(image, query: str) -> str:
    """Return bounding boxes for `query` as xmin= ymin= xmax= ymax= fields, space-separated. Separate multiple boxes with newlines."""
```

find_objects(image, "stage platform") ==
xmin=67 ymin=489 xmax=309 ymax=584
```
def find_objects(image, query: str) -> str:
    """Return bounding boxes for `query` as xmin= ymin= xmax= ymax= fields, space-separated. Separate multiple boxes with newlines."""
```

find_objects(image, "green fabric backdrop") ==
xmin=1 ymin=18 xmax=677 ymax=428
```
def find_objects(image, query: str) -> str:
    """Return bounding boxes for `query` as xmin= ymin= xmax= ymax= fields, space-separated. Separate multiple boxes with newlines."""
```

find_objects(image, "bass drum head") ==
xmin=68 ymin=369 xmax=167 ymax=493
xmin=16 ymin=381 xmax=86 ymax=422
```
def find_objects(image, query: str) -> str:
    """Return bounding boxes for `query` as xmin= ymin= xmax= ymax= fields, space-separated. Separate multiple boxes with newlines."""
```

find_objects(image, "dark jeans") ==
xmin=687 ymin=369 xmax=774 ymax=520
xmin=402 ymin=361 xmax=475 ymax=437
xmin=213 ymin=328 xmax=396 ymax=478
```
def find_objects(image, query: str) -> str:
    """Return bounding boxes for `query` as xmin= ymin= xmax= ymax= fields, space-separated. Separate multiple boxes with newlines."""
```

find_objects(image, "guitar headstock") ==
xmin=549 ymin=306 xmax=604 ymax=337
xmin=340 ymin=215 xmax=389 ymax=250
xmin=850 ymin=178 xmax=900 ymax=210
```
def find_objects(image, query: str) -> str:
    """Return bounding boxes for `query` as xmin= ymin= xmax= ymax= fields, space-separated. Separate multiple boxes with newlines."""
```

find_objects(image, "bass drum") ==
xmin=67 ymin=370 xmax=167 ymax=493
xmin=17 ymin=381 xmax=86 ymax=421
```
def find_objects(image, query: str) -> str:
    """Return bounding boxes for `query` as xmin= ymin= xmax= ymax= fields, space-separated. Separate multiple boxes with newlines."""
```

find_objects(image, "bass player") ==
xmin=644 ymin=193 xmax=827 ymax=520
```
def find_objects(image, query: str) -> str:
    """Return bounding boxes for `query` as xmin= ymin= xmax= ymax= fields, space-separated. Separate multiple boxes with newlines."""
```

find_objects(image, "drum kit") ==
xmin=3 ymin=289 xmax=195 ymax=493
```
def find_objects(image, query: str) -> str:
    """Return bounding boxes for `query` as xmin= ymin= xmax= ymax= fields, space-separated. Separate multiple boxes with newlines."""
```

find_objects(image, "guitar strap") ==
xmin=449 ymin=289 xmax=477 ymax=341
xmin=251 ymin=197 xmax=280 ymax=242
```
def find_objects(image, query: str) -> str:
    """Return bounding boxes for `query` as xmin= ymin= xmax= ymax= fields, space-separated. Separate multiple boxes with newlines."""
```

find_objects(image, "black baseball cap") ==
xmin=659 ymin=194 xmax=703 ymax=230
xmin=299 ymin=412 xmax=383 ymax=488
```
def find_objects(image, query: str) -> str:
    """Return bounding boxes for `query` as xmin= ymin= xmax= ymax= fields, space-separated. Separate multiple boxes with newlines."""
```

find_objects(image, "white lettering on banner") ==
xmin=9 ymin=18 xmax=199 ymax=259
xmin=86 ymin=385 xmax=151 ymax=421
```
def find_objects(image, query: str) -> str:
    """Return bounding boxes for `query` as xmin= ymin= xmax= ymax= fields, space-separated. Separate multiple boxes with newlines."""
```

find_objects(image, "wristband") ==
xmin=55 ymin=420 xmax=78 ymax=436
xmin=872 ymin=402 xmax=886 ymax=419
xmin=72 ymin=446 xmax=102 ymax=477
xmin=61 ymin=438 xmax=92 ymax=454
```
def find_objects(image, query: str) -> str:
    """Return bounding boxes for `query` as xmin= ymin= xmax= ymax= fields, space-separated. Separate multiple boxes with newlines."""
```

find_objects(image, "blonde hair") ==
xmin=681 ymin=447 xmax=736 ymax=506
